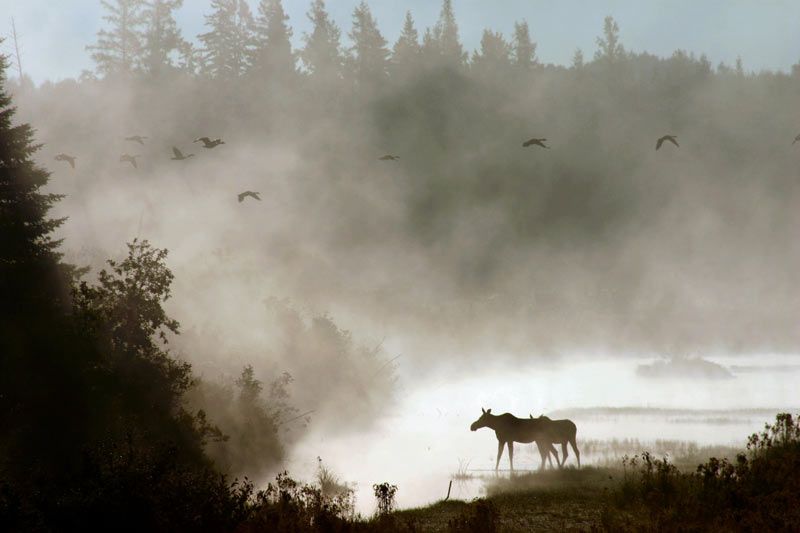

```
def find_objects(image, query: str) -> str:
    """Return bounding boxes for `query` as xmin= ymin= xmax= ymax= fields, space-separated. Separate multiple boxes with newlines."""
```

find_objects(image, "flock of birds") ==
xmin=52 ymin=135 xmax=265 ymax=202
xmin=51 ymin=130 xmax=800 ymax=202
xmin=377 ymin=133 xmax=685 ymax=160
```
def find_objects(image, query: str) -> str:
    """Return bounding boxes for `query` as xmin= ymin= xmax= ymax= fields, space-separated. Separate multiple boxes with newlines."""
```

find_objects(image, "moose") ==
xmin=470 ymin=408 xmax=580 ymax=472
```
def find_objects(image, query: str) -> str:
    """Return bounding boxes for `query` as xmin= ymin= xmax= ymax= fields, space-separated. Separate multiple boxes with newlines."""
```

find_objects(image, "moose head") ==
xmin=470 ymin=407 xmax=492 ymax=431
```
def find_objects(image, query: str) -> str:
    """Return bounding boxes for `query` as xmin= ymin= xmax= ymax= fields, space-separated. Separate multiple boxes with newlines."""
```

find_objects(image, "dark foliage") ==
xmin=447 ymin=499 xmax=498 ymax=533
xmin=606 ymin=413 xmax=800 ymax=531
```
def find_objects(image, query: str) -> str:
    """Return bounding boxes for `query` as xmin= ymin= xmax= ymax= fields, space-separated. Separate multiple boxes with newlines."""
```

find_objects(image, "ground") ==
xmin=391 ymin=467 xmax=617 ymax=532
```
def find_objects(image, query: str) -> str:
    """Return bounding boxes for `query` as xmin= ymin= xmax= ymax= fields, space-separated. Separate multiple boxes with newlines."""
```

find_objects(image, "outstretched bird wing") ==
xmin=172 ymin=147 xmax=183 ymax=158
xmin=667 ymin=136 xmax=679 ymax=147
xmin=194 ymin=137 xmax=210 ymax=144
xmin=656 ymin=137 xmax=664 ymax=150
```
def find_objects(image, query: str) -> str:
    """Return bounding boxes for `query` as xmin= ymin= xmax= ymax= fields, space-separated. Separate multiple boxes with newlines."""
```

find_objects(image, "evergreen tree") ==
xmin=429 ymin=0 xmax=466 ymax=67
xmin=471 ymin=29 xmax=511 ymax=75
xmin=177 ymin=40 xmax=199 ymax=75
xmin=391 ymin=11 xmax=421 ymax=77
xmin=735 ymin=55 xmax=744 ymax=76
xmin=347 ymin=2 xmax=390 ymax=87
xmin=512 ymin=20 xmax=537 ymax=68
xmin=198 ymin=0 xmax=255 ymax=79
xmin=572 ymin=48 xmax=585 ymax=69
xmin=0 ymin=45 xmax=86 ymax=494
xmin=595 ymin=15 xmax=625 ymax=62
xmin=301 ymin=0 xmax=343 ymax=82
xmin=87 ymin=0 xmax=147 ymax=76
xmin=0 ymin=48 xmax=68 ymax=322
xmin=141 ymin=0 xmax=187 ymax=78
xmin=252 ymin=0 xmax=296 ymax=81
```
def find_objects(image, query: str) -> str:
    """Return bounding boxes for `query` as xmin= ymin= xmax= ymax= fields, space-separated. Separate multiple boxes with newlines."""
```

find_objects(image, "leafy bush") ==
xmin=372 ymin=482 xmax=398 ymax=516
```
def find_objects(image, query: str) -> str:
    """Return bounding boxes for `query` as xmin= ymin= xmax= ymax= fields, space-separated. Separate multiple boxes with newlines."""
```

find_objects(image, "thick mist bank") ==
xmin=9 ymin=6 xmax=800 ymax=368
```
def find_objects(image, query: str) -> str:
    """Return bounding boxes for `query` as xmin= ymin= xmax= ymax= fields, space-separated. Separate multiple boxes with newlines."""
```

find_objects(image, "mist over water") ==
xmin=285 ymin=353 xmax=800 ymax=513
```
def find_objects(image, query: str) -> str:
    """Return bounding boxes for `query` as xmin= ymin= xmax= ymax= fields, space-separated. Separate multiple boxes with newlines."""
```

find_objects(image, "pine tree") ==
xmin=595 ymin=15 xmax=624 ymax=62
xmin=512 ymin=20 xmax=537 ymax=69
xmin=0 ymin=45 xmax=81 ymax=487
xmin=301 ymin=0 xmax=343 ymax=82
xmin=141 ymin=0 xmax=187 ymax=78
xmin=0 ymin=50 xmax=67 ymax=317
xmin=391 ymin=11 xmax=421 ymax=78
xmin=348 ymin=1 xmax=389 ymax=87
xmin=430 ymin=0 xmax=466 ymax=67
xmin=198 ymin=0 xmax=255 ymax=79
xmin=572 ymin=48 xmax=584 ymax=69
xmin=735 ymin=55 xmax=744 ymax=76
xmin=87 ymin=0 xmax=147 ymax=76
xmin=471 ymin=29 xmax=511 ymax=75
xmin=252 ymin=0 xmax=296 ymax=81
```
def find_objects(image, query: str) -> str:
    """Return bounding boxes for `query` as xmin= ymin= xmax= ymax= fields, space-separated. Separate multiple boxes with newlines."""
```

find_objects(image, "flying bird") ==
xmin=125 ymin=135 xmax=148 ymax=145
xmin=238 ymin=191 xmax=261 ymax=203
xmin=194 ymin=137 xmax=225 ymax=149
xmin=54 ymin=153 xmax=77 ymax=168
xmin=171 ymin=146 xmax=194 ymax=160
xmin=379 ymin=154 xmax=400 ymax=161
xmin=120 ymin=154 xmax=140 ymax=168
xmin=656 ymin=135 xmax=679 ymax=150
xmin=793 ymin=134 xmax=800 ymax=145
xmin=523 ymin=138 xmax=550 ymax=149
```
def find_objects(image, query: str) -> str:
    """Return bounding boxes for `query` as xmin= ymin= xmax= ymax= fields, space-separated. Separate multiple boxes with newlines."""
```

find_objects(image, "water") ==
xmin=283 ymin=354 xmax=800 ymax=515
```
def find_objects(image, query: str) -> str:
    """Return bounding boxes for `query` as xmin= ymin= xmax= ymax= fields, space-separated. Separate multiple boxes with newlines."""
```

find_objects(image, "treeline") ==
xmin=76 ymin=0 xmax=800 ymax=86
xmin=79 ymin=0 xmax=539 ymax=84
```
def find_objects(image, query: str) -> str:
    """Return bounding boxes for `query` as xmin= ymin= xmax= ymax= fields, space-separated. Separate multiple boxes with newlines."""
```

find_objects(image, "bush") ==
xmin=606 ymin=413 xmax=800 ymax=531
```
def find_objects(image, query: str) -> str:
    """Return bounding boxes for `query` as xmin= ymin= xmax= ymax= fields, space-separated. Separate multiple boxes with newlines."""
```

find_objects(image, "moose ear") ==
xmin=486 ymin=409 xmax=491 ymax=414
xmin=481 ymin=407 xmax=486 ymax=414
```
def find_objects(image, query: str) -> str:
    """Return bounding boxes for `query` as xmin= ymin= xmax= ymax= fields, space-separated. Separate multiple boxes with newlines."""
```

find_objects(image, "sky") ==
xmin=1 ymin=0 xmax=799 ymax=84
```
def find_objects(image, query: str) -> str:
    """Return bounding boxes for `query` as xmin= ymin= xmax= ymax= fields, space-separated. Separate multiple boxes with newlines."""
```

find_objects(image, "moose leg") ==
xmin=537 ymin=443 xmax=548 ymax=471
xmin=495 ymin=440 xmax=504 ymax=472
xmin=561 ymin=442 xmax=569 ymax=466
xmin=548 ymin=443 xmax=560 ymax=469
xmin=570 ymin=437 xmax=581 ymax=468
xmin=507 ymin=441 xmax=514 ymax=472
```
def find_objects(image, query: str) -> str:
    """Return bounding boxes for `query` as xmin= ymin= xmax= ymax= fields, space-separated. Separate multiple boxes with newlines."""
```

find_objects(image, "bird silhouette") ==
xmin=656 ymin=135 xmax=679 ymax=150
xmin=379 ymin=154 xmax=400 ymax=161
xmin=523 ymin=138 xmax=550 ymax=149
xmin=54 ymin=153 xmax=77 ymax=168
xmin=793 ymin=134 xmax=800 ymax=145
xmin=194 ymin=137 xmax=225 ymax=149
xmin=238 ymin=191 xmax=261 ymax=203
xmin=120 ymin=154 xmax=140 ymax=168
xmin=171 ymin=147 xmax=194 ymax=160
xmin=125 ymin=135 xmax=148 ymax=145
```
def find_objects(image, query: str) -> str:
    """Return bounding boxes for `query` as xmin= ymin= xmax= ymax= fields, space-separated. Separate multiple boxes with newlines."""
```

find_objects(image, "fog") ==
xmin=6 ymin=0 xmax=800 ymax=513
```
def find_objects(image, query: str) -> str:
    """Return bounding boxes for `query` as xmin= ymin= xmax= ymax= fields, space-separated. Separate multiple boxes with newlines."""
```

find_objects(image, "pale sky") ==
xmin=1 ymin=0 xmax=799 ymax=83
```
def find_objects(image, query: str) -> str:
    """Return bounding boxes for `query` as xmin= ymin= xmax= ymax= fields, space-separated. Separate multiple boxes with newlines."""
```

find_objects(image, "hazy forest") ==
xmin=2 ymin=0 xmax=800 ymax=530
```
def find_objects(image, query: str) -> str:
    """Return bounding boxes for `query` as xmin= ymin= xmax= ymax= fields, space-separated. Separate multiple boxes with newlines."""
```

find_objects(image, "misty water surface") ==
xmin=282 ymin=354 xmax=800 ymax=514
